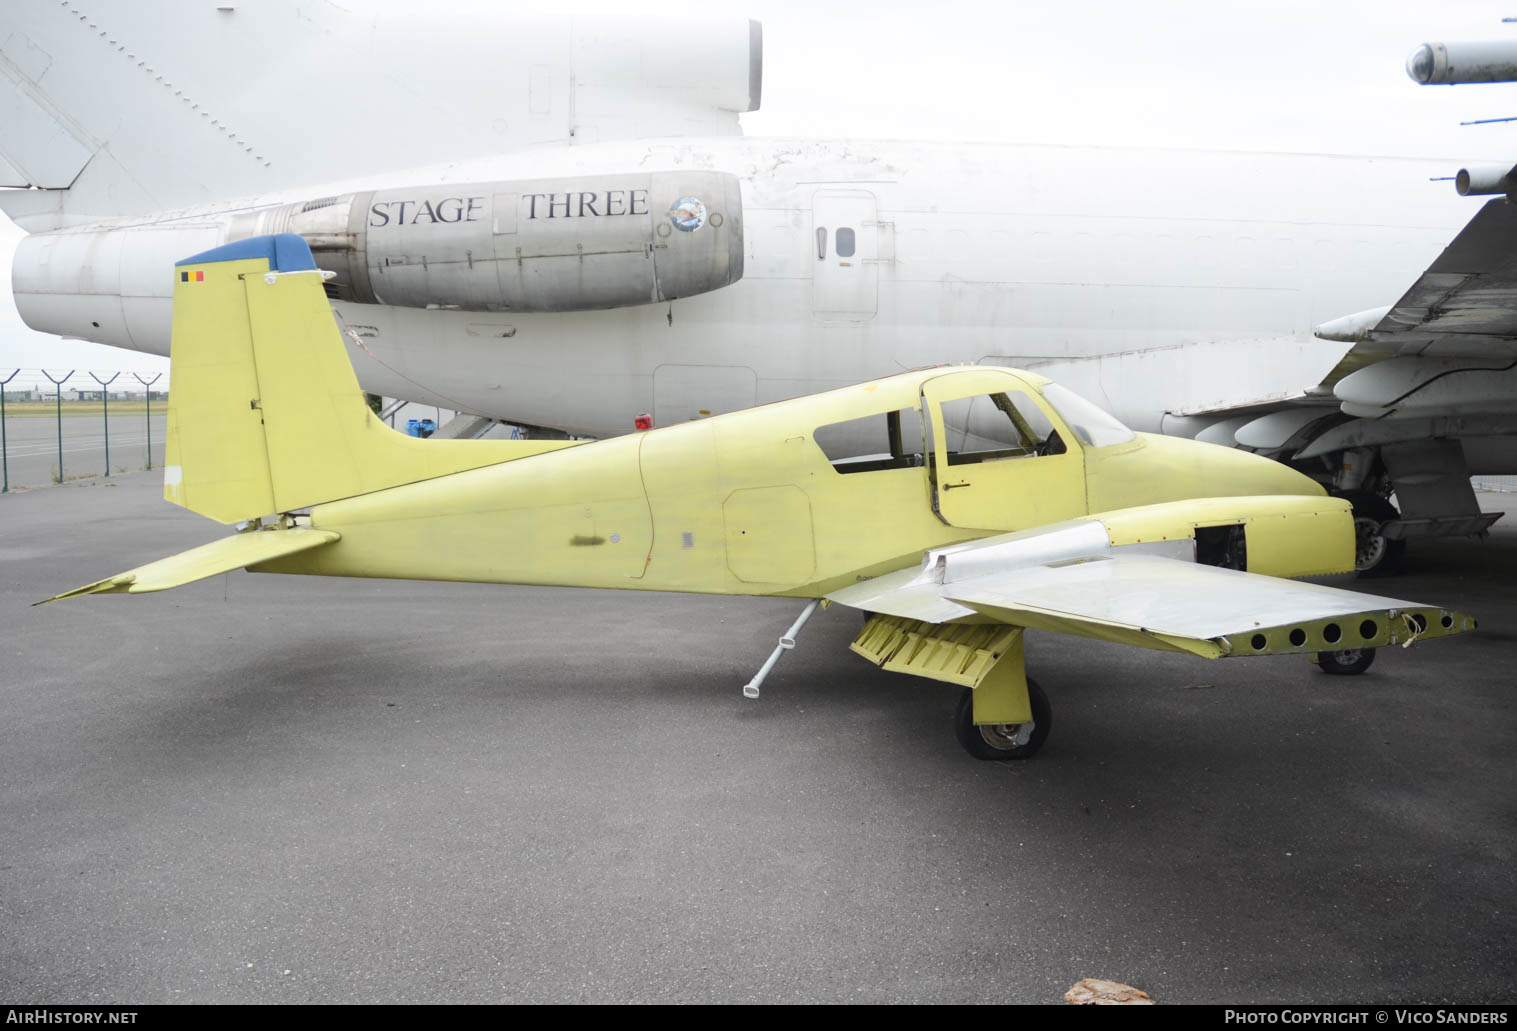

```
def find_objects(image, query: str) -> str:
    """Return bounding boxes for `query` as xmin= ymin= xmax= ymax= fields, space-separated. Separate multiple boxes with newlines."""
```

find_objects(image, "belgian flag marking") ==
xmin=179 ymin=270 xmax=204 ymax=283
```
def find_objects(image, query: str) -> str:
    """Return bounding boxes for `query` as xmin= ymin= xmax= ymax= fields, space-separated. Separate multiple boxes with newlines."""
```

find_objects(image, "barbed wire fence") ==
xmin=0 ymin=368 xmax=169 ymax=492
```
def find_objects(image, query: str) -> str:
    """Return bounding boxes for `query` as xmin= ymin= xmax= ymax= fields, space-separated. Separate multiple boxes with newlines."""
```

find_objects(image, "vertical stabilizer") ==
xmin=163 ymin=233 xmax=575 ymax=523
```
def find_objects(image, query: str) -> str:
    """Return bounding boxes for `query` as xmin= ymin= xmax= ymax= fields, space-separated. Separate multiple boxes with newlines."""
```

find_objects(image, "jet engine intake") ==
xmin=1407 ymin=40 xmax=1517 ymax=84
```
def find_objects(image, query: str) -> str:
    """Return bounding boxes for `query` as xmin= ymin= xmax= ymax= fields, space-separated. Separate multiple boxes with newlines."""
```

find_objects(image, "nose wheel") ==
xmin=954 ymin=678 xmax=1052 ymax=760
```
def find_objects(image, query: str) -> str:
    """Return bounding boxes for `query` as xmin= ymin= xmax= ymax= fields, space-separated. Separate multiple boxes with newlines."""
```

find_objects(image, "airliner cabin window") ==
xmin=813 ymin=407 xmax=926 ymax=473
xmin=937 ymin=392 xmax=1064 ymax=465
xmin=835 ymin=227 xmax=856 ymax=258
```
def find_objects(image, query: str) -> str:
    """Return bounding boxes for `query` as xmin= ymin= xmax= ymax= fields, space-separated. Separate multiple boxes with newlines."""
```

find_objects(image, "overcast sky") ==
xmin=3 ymin=0 xmax=1515 ymax=380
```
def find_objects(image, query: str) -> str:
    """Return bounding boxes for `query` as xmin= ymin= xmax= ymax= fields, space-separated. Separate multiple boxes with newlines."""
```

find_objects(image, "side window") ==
xmin=814 ymin=406 xmax=926 ymax=473
xmin=835 ymin=227 xmax=856 ymax=258
xmin=1039 ymin=382 xmax=1135 ymax=447
xmin=937 ymin=392 xmax=1064 ymax=466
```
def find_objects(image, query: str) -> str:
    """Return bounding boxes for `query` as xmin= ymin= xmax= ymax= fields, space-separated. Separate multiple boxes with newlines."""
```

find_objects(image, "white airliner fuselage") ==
xmin=10 ymin=137 xmax=1476 ymax=443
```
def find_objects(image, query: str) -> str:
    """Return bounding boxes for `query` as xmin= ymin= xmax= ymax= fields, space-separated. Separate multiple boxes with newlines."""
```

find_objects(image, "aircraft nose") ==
xmin=1122 ymin=432 xmax=1326 ymax=501
xmin=1192 ymin=436 xmax=1325 ymax=498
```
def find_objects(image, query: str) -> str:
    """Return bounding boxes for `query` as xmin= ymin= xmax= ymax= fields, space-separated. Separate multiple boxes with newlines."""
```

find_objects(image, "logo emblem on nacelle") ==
xmin=667 ymin=197 xmax=708 ymax=233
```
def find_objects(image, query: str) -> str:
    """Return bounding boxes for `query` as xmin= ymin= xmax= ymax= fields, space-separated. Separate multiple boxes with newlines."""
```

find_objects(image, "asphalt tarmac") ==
xmin=2 ymin=472 xmax=1513 ymax=1004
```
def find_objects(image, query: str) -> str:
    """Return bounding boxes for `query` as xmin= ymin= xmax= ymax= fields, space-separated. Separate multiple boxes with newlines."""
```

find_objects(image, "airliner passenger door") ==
xmin=812 ymin=189 xmax=877 ymax=322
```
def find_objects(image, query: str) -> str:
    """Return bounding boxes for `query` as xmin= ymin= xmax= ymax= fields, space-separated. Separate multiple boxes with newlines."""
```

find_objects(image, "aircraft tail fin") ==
xmin=164 ymin=234 xmax=576 ymax=525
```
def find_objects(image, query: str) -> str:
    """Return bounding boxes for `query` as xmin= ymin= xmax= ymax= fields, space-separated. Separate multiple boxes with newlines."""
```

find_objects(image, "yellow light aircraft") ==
xmin=43 ymin=235 xmax=1476 ymax=760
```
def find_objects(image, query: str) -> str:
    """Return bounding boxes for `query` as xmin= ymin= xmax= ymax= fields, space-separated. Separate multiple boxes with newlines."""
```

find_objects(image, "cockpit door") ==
xmin=921 ymin=370 xmax=1087 ymax=531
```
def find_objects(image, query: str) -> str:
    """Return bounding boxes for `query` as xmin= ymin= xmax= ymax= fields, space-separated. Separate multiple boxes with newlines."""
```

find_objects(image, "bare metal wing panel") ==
xmin=829 ymin=548 xmax=1473 ymax=660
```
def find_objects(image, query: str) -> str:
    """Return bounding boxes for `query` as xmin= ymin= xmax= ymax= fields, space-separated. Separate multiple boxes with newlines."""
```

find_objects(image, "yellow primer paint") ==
xmin=1242 ymin=509 xmax=1355 ymax=578
xmin=1085 ymin=431 xmax=1326 ymax=515
xmin=1097 ymin=495 xmax=1355 ymax=578
xmin=41 ymin=527 xmax=339 ymax=602
xmin=852 ymin=616 xmax=1031 ymax=724
xmin=56 ymin=236 xmax=1444 ymax=669
xmin=165 ymin=259 xmax=579 ymax=525
xmin=66 ymin=236 xmax=1365 ymax=603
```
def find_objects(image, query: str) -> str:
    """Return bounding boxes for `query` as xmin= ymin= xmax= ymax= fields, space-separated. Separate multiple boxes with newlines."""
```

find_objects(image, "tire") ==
xmin=1316 ymin=648 xmax=1375 ymax=676
xmin=953 ymin=678 xmax=1052 ymax=760
xmin=1341 ymin=492 xmax=1405 ymax=578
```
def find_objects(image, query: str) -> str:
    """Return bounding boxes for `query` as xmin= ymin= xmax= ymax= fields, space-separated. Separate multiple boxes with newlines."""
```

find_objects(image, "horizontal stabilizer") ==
xmin=38 ymin=527 xmax=339 ymax=604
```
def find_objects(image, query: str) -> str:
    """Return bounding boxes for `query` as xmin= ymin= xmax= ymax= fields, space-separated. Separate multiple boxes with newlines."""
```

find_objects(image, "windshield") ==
xmin=1040 ymin=383 xmax=1136 ymax=448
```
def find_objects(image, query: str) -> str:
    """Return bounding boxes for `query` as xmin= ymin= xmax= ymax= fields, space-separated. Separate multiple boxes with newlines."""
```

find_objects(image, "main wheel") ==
xmin=1342 ymin=492 xmax=1405 ymax=578
xmin=953 ymin=678 xmax=1052 ymax=760
xmin=1316 ymin=648 xmax=1375 ymax=675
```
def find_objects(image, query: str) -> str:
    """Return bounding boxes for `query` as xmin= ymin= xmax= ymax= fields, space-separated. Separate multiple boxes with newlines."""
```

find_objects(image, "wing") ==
xmin=0 ymin=6 xmax=760 ymax=227
xmin=1187 ymin=199 xmax=1517 ymax=452
xmin=1165 ymin=201 xmax=1516 ymax=555
xmin=833 ymin=549 xmax=1468 ymax=661
xmin=825 ymin=513 xmax=1474 ymax=726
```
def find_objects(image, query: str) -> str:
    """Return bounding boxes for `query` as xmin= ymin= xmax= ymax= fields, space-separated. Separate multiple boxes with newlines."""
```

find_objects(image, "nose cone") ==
xmin=1087 ymin=432 xmax=1324 ymax=513
xmin=1154 ymin=433 xmax=1326 ymax=498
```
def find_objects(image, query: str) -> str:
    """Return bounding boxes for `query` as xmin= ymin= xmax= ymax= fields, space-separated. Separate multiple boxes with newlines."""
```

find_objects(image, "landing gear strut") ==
xmin=953 ymin=678 xmax=1052 ymax=760
xmin=1342 ymin=492 xmax=1405 ymax=578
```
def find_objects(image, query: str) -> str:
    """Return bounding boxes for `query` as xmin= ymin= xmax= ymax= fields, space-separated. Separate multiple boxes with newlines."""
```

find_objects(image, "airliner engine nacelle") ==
xmin=228 ymin=171 xmax=744 ymax=312
xmin=1406 ymin=40 xmax=1517 ymax=84
xmin=1455 ymin=164 xmax=1517 ymax=196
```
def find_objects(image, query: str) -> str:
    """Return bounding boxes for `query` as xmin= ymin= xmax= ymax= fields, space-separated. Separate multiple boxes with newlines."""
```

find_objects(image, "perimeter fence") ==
xmin=0 ymin=368 xmax=168 ymax=492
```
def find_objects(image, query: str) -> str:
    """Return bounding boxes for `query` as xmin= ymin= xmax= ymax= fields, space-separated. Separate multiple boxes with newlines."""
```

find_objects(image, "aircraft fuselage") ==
xmin=10 ymin=137 xmax=1474 ymax=440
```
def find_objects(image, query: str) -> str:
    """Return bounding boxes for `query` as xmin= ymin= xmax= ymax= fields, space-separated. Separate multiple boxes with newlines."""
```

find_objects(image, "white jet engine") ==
xmin=228 ymin=171 xmax=744 ymax=312
xmin=11 ymin=170 xmax=744 ymax=351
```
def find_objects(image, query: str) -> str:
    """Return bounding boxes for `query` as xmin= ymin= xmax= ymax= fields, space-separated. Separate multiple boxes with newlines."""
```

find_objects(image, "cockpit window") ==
xmin=814 ymin=406 xmax=926 ymax=473
xmin=1039 ymin=383 xmax=1136 ymax=448
xmin=937 ymin=391 xmax=1064 ymax=465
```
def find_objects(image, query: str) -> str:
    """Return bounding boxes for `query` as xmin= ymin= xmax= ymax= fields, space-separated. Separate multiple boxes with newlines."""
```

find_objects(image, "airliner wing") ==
xmin=1179 ymin=198 xmax=1517 ymax=456
xmin=1332 ymin=197 xmax=1517 ymax=365
xmin=0 ymin=7 xmax=760 ymax=224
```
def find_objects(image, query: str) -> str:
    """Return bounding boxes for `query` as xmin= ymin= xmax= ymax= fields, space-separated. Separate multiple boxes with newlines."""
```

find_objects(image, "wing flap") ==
xmin=38 ymin=528 xmax=340 ymax=604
